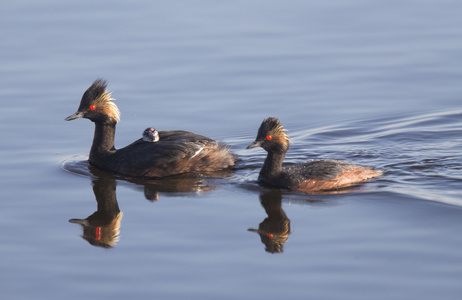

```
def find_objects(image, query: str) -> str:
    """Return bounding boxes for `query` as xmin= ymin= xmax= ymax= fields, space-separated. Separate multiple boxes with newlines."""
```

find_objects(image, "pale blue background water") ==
xmin=1 ymin=1 xmax=462 ymax=299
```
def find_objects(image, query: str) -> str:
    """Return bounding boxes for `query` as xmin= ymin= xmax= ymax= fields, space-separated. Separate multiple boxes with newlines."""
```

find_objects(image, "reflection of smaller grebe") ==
xmin=247 ymin=117 xmax=383 ymax=193
xmin=248 ymin=189 xmax=290 ymax=253
xmin=142 ymin=127 xmax=159 ymax=142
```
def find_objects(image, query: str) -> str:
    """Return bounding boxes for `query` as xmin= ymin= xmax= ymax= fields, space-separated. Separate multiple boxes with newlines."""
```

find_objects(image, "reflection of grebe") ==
xmin=65 ymin=79 xmax=237 ymax=178
xmin=140 ymin=175 xmax=218 ymax=201
xmin=247 ymin=117 xmax=382 ymax=193
xmin=69 ymin=175 xmax=122 ymax=248
xmin=248 ymin=189 xmax=290 ymax=253
xmin=67 ymin=167 xmax=229 ymax=247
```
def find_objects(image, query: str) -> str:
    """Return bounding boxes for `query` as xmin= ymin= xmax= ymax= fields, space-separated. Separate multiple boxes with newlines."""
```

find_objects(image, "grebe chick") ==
xmin=142 ymin=127 xmax=159 ymax=142
xmin=247 ymin=117 xmax=382 ymax=193
xmin=65 ymin=79 xmax=237 ymax=178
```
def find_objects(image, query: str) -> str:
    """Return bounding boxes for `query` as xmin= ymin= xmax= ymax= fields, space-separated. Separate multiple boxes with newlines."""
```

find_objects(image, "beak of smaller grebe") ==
xmin=65 ymin=111 xmax=84 ymax=121
xmin=246 ymin=140 xmax=261 ymax=149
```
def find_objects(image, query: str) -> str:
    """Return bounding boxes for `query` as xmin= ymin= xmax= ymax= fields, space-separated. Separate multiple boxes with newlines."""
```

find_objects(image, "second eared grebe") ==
xmin=65 ymin=79 xmax=237 ymax=178
xmin=142 ymin=127 xmax=159 ymax=142
xmin=247 ymin=117 xmax=383 ymax=193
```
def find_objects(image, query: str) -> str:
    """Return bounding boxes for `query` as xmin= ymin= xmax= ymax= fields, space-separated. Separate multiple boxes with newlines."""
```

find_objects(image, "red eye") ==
xmin=89 ymin=105 xmax=96 ymax=110
xmin=268 ymin=233 xmax=273 ymax=239
xmin=266 ymin=135 xmax=272 ymax=140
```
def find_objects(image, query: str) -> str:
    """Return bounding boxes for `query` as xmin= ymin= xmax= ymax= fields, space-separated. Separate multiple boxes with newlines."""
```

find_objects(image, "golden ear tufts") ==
xmin=96 ymin=89 xmax=121 ymax=123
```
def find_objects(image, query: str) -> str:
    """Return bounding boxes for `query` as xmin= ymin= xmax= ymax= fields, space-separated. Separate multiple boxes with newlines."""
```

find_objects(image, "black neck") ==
xmin=89 ymin=121 xmax=116 ymax=163
xmin=260 ymin=149 xmax=286 ymax=179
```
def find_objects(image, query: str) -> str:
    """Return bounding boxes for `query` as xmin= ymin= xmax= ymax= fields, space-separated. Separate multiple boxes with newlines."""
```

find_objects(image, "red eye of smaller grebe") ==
xmin=266 ymin=135 xmax=272 ymax=140
xmin=89 ymin=105 xmax=96 ymax=110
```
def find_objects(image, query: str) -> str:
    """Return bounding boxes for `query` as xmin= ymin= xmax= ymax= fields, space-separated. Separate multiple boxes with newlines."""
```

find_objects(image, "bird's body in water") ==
xmin=247 ymin=117 xmax=382 ymax=193
xmin=65 ymin=79 xmax=236 ymax=178
xmin=142 ymin=127 xmax=159 ymax=142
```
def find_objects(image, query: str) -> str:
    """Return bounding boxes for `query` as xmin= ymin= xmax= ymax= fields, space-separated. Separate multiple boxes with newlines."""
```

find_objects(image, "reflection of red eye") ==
xmin=95 ymin=226 xmax=101 ymax=241
xmin=266 ymin=135 xmax=272 ymax=140
xmin=89 ymin=105 xmax=96 ymax=110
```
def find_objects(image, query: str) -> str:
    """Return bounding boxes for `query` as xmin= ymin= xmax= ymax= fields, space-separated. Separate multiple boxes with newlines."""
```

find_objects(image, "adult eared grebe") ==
xmin=142 ymin=127 xmax=159 ymax=142
xmin=247 ymin=117 xmax=382 ymax=193
xmin=65 ymin=79 xmax=236 ymax=178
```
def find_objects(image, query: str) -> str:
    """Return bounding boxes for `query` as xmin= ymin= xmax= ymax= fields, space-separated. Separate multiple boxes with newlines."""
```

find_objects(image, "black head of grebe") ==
xmin=142 ymin=127 xmax=159 ymax=142
xmin=65 ymin=79 xmax=120 ymax=124
xmin=247 ymin=117 xmax=290 ymax=153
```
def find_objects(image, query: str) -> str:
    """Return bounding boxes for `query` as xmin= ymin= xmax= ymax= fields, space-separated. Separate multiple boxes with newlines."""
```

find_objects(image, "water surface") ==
xmin=1 ymin=1 xmax=462 ymax=299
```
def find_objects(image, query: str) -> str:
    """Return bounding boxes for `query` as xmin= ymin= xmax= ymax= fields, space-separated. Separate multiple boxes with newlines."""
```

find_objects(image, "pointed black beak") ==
xmin=246 ymin=140 xmax=261 ymax=149
xmin=65 ymin=111 xmax=84 ymax=121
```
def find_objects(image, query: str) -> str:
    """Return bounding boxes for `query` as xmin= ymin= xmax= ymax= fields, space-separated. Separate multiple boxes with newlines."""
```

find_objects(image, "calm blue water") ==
xmin=1 ymin=0 xmax=462 ymax=299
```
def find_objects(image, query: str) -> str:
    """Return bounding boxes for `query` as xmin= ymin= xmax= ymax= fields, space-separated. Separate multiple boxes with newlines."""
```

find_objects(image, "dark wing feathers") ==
xmin=107 ymin=130 xmax=217 ymax=177
xmin=284 ymin=159 xmax=362 ymax=182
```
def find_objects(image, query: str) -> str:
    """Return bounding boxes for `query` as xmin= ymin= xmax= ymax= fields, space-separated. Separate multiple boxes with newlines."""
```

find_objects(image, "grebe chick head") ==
xmin=142 ymin=127 xmax=159 ymax=142
xmin=65 ymin=78 xmax=121 ymax=124
xmin=247 ymin=117 xmax=290 ymax=152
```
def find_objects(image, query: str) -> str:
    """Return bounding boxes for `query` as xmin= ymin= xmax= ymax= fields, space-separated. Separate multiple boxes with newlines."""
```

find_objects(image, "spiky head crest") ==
xmin=79 ymin=79 xmax=121 ymax=123
xmin=257 ymin=117 xmax=290 ymax=148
